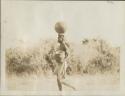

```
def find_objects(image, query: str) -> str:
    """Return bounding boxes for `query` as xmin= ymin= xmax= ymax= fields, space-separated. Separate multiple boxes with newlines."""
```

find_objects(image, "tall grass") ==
xmin=6 ymin=38 xmax=120 ymax=76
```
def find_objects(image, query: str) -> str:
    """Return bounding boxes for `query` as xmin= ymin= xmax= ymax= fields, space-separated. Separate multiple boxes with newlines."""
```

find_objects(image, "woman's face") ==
xmin=58 ymin=35 xmax=64 ymax=43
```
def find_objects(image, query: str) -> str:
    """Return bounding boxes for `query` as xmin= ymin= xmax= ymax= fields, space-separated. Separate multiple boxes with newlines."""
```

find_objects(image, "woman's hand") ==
xmin=65 ymin=51 xmax=68 ymax=58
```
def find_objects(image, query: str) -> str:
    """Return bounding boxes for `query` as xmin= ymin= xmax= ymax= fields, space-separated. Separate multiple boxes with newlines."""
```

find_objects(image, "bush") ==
xmin=81 ymin=39 xmax=120 ymax=74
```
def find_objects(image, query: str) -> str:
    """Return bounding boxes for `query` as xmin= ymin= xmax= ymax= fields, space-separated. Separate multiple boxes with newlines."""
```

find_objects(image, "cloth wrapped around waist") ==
xmin=54 ymin=60 xmax=67 ymax=77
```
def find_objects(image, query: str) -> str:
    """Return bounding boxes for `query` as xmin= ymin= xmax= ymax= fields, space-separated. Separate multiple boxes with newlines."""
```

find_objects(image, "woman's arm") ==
xmin=62 ymin=41 xmax=69 ymax=58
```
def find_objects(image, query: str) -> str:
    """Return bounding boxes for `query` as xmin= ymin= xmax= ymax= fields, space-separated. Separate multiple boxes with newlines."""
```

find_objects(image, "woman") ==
xmin=54 ymin=34 xmax=76 ymax=91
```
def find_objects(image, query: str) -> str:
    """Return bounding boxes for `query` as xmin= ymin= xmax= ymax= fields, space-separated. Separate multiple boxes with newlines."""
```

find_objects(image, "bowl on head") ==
xmin=55 ymin=21 xmax=66 ymax=34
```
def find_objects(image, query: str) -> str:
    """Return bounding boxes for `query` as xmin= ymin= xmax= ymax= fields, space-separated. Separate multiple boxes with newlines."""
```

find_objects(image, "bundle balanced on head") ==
xmin=54 ymin=21 xmax=76 ymax=91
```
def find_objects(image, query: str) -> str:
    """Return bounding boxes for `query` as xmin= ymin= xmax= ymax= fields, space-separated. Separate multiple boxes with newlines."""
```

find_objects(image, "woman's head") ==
xmin=58 ymin=34 xmax=64 ymax=43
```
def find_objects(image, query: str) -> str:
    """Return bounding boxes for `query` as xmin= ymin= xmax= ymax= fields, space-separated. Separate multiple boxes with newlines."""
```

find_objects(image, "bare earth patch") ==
xmin=6 ymin=73 xmax=119 ymax=91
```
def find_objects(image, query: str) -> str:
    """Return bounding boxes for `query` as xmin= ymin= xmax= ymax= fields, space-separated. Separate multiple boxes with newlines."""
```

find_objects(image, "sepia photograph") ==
xmin=1 ymin=0 xmax=125 ymax=95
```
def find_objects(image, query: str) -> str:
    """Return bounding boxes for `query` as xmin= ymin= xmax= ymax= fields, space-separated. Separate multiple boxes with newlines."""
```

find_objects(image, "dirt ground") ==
xmin=6 ymin=73 xmax=119 ymax=91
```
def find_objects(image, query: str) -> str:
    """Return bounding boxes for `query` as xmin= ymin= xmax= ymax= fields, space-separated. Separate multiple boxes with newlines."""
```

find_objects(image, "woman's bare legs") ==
xmin=61 ymin=81 xmax=76 ymax=90
xmin=57 ymin=74 xmax=62 ymax=91
xmin=57 ymin=74 xmax=76 ymax=91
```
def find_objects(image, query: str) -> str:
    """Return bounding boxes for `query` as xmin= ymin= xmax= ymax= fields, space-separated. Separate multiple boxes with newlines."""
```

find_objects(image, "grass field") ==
xmin=6 ymin=39 xmax=120 ymax=91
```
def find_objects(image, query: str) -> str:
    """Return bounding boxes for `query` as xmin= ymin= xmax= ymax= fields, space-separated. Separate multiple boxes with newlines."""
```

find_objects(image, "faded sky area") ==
xmin=1 ymin=1 xmax=125 ymax=49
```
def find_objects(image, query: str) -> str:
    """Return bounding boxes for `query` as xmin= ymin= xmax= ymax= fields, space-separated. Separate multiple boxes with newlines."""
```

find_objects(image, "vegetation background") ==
xmin=6 ymin=38 xmax=120 ymax=76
